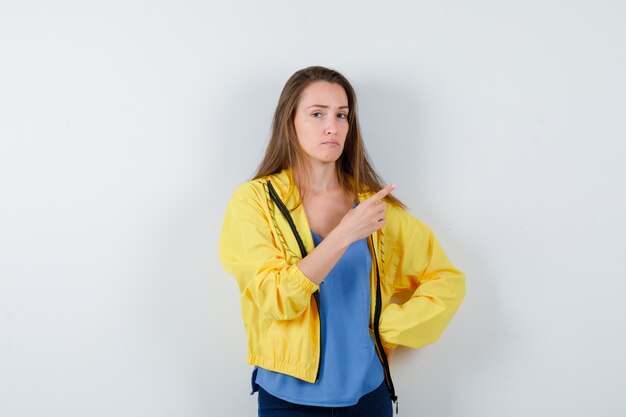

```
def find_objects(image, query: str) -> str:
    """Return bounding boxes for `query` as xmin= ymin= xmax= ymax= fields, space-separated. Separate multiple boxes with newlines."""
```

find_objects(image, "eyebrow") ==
xmin=307 ymin=104 xmax=349 ymax=110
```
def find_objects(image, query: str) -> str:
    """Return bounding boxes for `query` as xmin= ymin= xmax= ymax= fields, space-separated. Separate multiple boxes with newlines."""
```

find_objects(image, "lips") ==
xmin=323 ymin=141 xmax=339 ymax=145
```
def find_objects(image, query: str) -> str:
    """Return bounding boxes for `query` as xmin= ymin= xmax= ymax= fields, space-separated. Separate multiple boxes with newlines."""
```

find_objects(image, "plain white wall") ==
xmin=1 ymin=1 xmax=625 ymax=416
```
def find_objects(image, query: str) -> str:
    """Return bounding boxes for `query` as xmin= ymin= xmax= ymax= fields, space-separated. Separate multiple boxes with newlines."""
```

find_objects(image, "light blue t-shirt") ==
xmin=252 ymin=208 xmax=384 ymax=407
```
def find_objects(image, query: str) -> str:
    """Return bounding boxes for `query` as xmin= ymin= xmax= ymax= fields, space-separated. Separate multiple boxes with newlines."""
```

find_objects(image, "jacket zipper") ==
xmin=369 ymin=234 xmax=399 ymax=414
xmin=266 ymin=180 xmax=322 ymax=383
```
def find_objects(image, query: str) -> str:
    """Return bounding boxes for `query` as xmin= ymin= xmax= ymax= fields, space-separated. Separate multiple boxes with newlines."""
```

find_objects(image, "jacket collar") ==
xmin=264 ymin=167 xmax=300 ymax=211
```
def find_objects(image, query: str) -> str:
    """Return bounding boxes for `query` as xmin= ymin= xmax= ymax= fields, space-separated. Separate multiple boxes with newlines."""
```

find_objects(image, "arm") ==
xmin=298 ymin=184 xmax=397 ymax=284
xmin=219 ymin=183 xmax=316 ymax=321
xmin=297 ymin=229 xmax=351 ymax=285
xmin=220 ymin=181 xmax=397 ymax=321
xmin=379 ymin=213 xmax=466 ymax=349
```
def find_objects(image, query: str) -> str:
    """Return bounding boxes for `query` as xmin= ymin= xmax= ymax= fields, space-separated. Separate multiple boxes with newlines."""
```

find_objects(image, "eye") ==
xmin=312 ymin=111 xmax=323 ymax=118
xmin=337 ymin=113 xmax=348 ymax=119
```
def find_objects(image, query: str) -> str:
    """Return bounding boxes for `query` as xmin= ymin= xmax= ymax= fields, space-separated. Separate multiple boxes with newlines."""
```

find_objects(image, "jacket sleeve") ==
xmin=379 ymin=211 xmax=466 ymax=349
xmin=219 ymin=182 xmax=320 ymax=321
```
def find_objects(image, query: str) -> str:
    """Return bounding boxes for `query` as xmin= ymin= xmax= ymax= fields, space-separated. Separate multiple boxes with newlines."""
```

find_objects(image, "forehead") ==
xmin=298 ymin=81 xmax=348 ymax=107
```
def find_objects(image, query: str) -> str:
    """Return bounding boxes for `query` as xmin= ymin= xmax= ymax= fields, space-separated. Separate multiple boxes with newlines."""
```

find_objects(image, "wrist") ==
xmin=327 ymin=226 xmax=352 ymax=250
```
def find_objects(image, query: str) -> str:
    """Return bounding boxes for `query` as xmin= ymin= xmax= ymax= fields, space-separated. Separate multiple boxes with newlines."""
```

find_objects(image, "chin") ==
xmin=310 ymin=156 xmax=341 ymax=165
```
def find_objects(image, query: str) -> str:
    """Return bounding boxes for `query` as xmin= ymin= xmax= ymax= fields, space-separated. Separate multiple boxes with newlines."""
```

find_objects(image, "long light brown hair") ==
xmin=252 ymin=65 xmax=406 ymax=210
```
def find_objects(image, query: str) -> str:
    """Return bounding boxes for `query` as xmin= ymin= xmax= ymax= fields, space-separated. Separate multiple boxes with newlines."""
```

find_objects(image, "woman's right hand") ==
xmin=336 ymin=183 xmax=396 ymax=244
xmin=296 ymin=183 xmax=397 ymax=286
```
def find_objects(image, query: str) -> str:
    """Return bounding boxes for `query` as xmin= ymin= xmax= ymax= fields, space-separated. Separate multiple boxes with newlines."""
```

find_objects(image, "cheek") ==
xmin=294 ymin=116 xmax=312 ymax=133
xmin=339 ymin=122 xmax=350 ymax=136
xmin=293 ymin=119 xmax=305 ymax=141
xmin=295 ymin=120 xmax=318 ymax=142
xmin=294 ymin=125 xmax=312 ymax=148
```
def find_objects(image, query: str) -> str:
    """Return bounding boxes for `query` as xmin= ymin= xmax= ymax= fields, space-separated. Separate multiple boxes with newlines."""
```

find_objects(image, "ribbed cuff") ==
xmin=289 ymin=263 xmax=320 ymax=295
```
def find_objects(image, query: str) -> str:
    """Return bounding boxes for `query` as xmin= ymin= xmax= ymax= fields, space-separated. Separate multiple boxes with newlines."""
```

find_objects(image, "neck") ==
xmin=294 ymin=161 xmax=340 ymax=194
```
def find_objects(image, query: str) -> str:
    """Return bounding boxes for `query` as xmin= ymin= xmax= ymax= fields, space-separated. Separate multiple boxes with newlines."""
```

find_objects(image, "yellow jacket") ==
xmin=219 ymin=167 xmax=465 ymax=399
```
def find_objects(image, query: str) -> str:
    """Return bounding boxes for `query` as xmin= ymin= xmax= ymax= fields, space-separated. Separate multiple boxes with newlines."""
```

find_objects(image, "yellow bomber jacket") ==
xmin=219 ymin=167 xmax=466 ymax=385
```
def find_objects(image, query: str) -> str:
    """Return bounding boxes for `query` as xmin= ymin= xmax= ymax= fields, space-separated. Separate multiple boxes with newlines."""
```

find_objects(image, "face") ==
xmin=293 ymin=81 xmax=349 ymax=167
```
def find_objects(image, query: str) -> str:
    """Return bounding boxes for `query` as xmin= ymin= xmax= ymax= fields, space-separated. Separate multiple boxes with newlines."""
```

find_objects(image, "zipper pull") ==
xmin=394 ymin=398 xmax=399 ymax=414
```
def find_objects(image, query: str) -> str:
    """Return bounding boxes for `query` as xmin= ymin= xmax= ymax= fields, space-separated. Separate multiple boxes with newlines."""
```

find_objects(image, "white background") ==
xmin=1 ymin=1 xmax=625 ymax=416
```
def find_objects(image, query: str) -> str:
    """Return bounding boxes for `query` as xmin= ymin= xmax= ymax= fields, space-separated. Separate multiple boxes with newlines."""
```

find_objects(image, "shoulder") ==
xmin=227 ymin=170 xmax=292 ymax=214
xmin=224 ymin=181 xmax=268 ymax=221
xmin=230 ymin=178 xmax=265 ymax=200
xmin=384 ymin=203 xmax=434 ymax=247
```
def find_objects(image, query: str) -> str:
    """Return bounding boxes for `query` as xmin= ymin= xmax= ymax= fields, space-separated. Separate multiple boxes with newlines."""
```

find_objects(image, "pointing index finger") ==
xmin=369 ymin=183 xmax=396 ymax=204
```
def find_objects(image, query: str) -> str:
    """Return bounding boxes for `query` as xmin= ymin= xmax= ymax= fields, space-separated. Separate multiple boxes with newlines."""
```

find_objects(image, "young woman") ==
xmin=219 ymin=65 xmax=466 ymax=416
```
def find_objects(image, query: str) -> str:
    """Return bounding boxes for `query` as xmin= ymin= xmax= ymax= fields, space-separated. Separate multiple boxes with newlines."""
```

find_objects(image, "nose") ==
xmin=325 ymin=119 xmax=337 ymax=135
